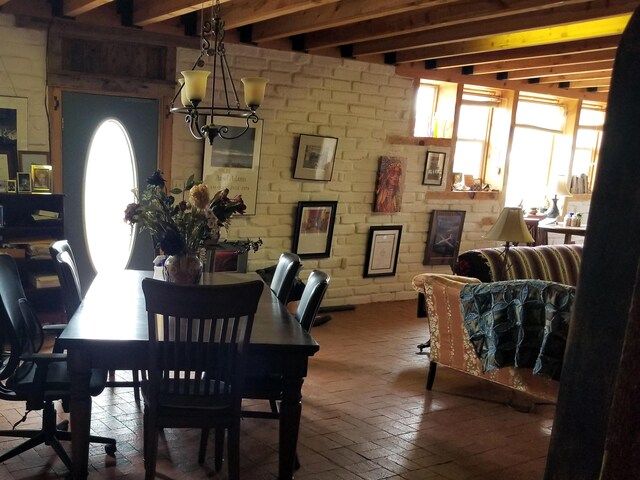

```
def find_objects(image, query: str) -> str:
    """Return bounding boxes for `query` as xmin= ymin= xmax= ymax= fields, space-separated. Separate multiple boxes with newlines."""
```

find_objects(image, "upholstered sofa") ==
xmin=413 ymin=244 xmax=583 ymax=402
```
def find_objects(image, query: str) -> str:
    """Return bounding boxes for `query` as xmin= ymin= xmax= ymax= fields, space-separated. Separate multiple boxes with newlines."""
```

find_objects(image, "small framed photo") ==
xmin=6 ymin=180 xmax=16 ymax=193
xmin=17 ymin=172 xmax=31 ymax=193
xmin=293 ymin=134 xmax=338 ymax=181
xmin=422 ymin=149 xmax=448 ymax=186
xmin=292 ymin=201 xmax=338 ymax=258
xmin=0 ymin=179 xmax=7 ymax=193
xmin=364 ymin=225 xmax=402 ymax=278
xmin=19 ymin=151 xmax=49 ymax=173
xmin=424 ymin=210 xmax=466 ymax=267
xmin=31 ymin=164 xmax=53 ymax=193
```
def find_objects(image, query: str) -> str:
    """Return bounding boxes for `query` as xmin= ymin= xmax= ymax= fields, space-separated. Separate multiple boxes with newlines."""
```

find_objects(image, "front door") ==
xmin=62 ymin=92 xmax=158 ymax=293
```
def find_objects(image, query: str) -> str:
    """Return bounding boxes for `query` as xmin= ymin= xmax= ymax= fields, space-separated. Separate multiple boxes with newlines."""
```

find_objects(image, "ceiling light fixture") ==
xmin=170 ymin=0 xmax=268 ymax=145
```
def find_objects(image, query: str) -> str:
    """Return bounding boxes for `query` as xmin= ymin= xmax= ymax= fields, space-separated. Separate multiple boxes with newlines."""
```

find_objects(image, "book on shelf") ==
xmin=31 ymin=214 xmax=62 ymax=222
xmin=34 ymin=209 xmax=59 ymax=219
xmin=29 ymin=273 xmax=60 ymax=289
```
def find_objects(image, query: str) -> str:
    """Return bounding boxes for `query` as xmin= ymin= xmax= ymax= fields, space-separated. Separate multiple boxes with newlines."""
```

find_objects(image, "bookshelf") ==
xmin=0 ymin=193 xmax=65 ymax=323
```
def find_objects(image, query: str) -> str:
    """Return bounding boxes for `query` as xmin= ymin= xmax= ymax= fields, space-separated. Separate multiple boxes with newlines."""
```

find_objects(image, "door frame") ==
xmin=47 ymin=85 xmax=174 ymax=193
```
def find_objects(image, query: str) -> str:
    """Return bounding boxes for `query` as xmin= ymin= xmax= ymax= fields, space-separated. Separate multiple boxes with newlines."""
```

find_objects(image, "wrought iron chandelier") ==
xmin=170 ymin=0 xmax=268 ymax=145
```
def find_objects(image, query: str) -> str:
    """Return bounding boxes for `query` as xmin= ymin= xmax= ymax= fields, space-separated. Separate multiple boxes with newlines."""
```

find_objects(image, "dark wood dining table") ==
xmin=56 ymin=269 xmax=320 ymax=479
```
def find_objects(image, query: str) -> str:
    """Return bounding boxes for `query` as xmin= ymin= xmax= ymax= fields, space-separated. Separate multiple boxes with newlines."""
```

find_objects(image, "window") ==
xmin=571 ymin=104 xmax=605 ymax=193
xmin=451 ymin=89 xmax=500 ymax=186
xmin=504 ymin=95 xmax=567 ymax=209
xmin=413 ymin=81 xmax=437 ymax=137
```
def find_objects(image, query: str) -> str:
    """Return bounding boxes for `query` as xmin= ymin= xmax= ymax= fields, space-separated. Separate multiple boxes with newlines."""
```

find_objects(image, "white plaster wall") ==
xmin=0 ymin=14 xmax=49 ymax=151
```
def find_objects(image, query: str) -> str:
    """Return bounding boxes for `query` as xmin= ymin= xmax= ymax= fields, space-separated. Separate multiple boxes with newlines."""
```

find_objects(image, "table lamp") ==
xmin=546 ymin=175 xmax=573 ymax=219
xmin=484 ymin=207 xmax=534 ymax=276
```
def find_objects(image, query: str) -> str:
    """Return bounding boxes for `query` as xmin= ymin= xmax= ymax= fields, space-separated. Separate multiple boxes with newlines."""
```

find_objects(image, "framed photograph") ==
xmin=292 ymin=201 xmax=338 ymax=258
xmin=424 ymin=210 xmax=466 ymax=266
xmin=364 ymin=225 xmax=402 ymax=278
xmin=0 ymin=180 xmax=6 ymax=193
xmin=422 ymin=149 xmax=447 ymax=186
xmin=31 ymin=164 xmax=52 ymax=193
xmin=374 ymin=156 xmax=406 ymax=213
xmin=0 ymin=145 xmax=16 ymax=181
xmin=202 ymin=116 xmax=263 ymax=215
xmin=16 ymin=172 xmax=31 ymax=193
xmin=6 ymin=180 xmax=16 ymax=193
xmin=293 ymin=134 xmax=338 ymax=181
xmin=19 ymin=151 xmax=49 ymax=173
xmin=0 ymin=96 xmax=28 ymax=180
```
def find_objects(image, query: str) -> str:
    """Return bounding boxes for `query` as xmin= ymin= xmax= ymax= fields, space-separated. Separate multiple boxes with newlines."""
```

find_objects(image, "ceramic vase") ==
xmin=163 ymin=253 xmax=203 ymax=284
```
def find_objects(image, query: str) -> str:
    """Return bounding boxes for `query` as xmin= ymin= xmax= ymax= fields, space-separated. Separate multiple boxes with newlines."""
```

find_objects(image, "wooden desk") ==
xmin=537 ymin=222 xmax=587 ymax=245
xmin=57 ymin=270 xmax=319 ymax=479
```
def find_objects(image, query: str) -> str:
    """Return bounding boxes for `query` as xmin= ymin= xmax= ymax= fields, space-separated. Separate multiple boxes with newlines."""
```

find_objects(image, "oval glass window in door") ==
xmin=84 ymin=119 xmax=138 ymax=274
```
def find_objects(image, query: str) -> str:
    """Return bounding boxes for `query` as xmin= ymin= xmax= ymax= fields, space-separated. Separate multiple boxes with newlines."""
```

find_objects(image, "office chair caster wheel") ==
xmin=105 ymin=444 xmax=117 ymax=457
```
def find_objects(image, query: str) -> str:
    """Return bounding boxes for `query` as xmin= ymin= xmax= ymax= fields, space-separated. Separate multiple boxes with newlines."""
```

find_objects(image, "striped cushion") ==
xmin=454 ymin=245 xmax=582 ymax=286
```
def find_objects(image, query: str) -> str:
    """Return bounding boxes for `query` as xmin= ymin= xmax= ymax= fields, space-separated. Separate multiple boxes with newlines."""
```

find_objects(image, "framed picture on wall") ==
xmin=19 ymin=151 xmax=49 ymax=173
xmin=0 ymin=96 xmax=28 ymax=180
xmin=202 ymin=116 xmax=263 ymax=215
xmin=17 ymin=172 xmax=31 ymax=193
xmin=374 ymin=156 xmax=405 ymax=213
xmin=293 ymin=134 xmax=338 ymax=181
xmin=422 ymin=149 xmax=448 ymax=186
xmin=31 ymin=164 xmax=53 ymax=193
xmin=423 ymin=210 xmax=466 ymax=266
xmin=363 ymin=225 xmax=402 ymax=278
xmin=292 ymin=201 xmax=337 ymax=258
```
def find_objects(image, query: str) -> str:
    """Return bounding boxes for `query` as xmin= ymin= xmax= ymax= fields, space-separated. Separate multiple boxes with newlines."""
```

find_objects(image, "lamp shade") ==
xmin=484 ymin=207 xmax=534 ymax=244
xmin=241 ymin=77 xmax=268 ymax=109
xmin=178 ymin=78 xmax=189 ymax=107
xmin=181 ymin=70 xmax=210 ymax=104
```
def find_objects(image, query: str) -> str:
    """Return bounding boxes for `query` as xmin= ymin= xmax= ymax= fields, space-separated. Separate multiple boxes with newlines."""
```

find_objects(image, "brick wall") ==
xmin=172 ymin=44 xmax=503 ymax=307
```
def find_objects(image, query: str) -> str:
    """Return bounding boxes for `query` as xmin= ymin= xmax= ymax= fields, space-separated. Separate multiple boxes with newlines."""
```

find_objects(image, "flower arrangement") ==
xmin=124 ymin=171 xmax=261 ymax=256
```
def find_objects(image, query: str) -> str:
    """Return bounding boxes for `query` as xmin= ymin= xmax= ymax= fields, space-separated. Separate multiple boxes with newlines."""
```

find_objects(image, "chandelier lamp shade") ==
xmin=170 ymin=0 xmax=268 ymax=145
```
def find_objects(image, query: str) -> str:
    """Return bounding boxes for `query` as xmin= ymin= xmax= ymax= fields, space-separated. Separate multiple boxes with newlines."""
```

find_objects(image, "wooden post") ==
xmin=545 ymin=6 xmax=640 ymax=479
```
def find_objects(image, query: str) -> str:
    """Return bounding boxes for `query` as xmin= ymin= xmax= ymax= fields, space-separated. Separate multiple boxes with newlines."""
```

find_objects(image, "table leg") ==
xmin=279 ymin=376 xmax=303 ymax=480
xmin=67 ymin=348 xmax=93 ymax=480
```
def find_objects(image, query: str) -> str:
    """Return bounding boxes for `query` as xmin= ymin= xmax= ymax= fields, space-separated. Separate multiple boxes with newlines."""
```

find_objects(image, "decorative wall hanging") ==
xmin=292 ymin=201 xmax=337 ymax=258
xmin=374 ymin=156 xmax=405 ymax=213
xmin=203 ymin=116 xmax=263 ymax=215
xmin=0 ymin=96 xmax=28 ymax=180
xmin=424 ymin=210 xmax=466 ymax=266
xmin=293 ymin=134 xmax=338 ymax=181
xmin=423 ymin=148 xmax=448 ymax=186
xmin=363 ymin=225 xmax=402 ymax=278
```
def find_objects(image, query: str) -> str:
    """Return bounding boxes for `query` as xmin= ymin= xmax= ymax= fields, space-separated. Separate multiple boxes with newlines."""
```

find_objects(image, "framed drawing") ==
xmin=424 ymin=210 xmax=466 ymax=266
xmin=17 ymin=172 xmax=31 ymax=193
xmin=374 ymin=156 xmax=405 ymax=213
xmin=202 ymin=116 xmax=263 ymax=215
xmin=6 ymin=180 xmax=16 ymax=193
xmin=292 ymin=201 xmax=337 ymax=258
xmin=19 ymin=151 xmax=49 ymax=173
xmin=0 ymin=96 xmax=28 ymax=180
xmin=31 ymin=164 xmax=53 ymax=193
xmin=364 ymin=225 xmax=402 ymax=278
xmin=293 ymin=134 xmax=338 ymax=181
xmin=423 ymin=149 xmax=448 ymax=186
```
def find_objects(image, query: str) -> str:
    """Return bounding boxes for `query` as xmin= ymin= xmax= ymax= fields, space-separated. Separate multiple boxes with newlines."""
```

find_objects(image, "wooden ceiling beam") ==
xmin=490 ymin=60 xmax=614 ymax=81
xmin=221 ymin=0 xmax=341 ymax=29
xmin=304 ymin=0 xmax=594 ymax=51
xmin=63 ymin=0 xmax=114 ymax=17
xmin=250 ymin=0 xmax=460 ymax=43
xmin=537 ymin=70 xmax=613 ymax=84
xmin=354 ymin=3 xmax=633 ymax=56
xmin=467 ymin=49 xmax=616 ymax=75
xmin=565 ymin=79 xmax=611 ymax=89
xmin=132 ymin=0 xmax=211 ymax=26
xmin=425 ymin=36 xmax=621 ymax=69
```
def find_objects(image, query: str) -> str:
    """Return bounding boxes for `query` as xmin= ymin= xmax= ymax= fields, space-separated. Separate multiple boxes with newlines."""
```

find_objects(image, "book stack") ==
xmin=569 ymin=174 xmax=591 ymax=194
xmin=31 ymin=209 xmax=60 ymax=222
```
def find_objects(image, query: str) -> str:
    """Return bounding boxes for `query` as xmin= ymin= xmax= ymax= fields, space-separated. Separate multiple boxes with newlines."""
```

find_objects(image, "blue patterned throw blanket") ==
xmin=460 ymin=279 xmax=575 ymax=380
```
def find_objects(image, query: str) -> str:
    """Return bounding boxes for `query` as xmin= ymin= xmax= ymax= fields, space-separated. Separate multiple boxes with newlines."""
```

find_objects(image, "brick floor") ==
xmin=0 ymin=299 xmax=555 ymax=479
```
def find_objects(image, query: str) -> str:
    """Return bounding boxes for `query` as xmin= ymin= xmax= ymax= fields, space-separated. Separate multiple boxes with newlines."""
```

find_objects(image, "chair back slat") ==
xmin=142 ymin=279 xmax=263 ymax=407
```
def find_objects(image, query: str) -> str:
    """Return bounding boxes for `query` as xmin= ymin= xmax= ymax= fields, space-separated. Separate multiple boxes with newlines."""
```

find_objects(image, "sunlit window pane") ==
xmin=84 ymin=119 xmax=137 ymax=274
xmin=453 ymin=141 xmax=484 ymax=179
xmin=413 ymin=83 xmax=437 ymax=136
xmin=516 ymin=100 xmax=566 ymax=131
xmin=579 ymin=108 xmax=605 ymax=127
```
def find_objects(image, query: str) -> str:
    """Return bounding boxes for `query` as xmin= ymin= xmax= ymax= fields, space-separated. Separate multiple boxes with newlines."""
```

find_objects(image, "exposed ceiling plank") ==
xmin=426 ymin=36 xmax=621 ymax=69
xmin=354 ymin=4 xmax=634 ymax=56
xmin=133 ymin=0 xmax=213 ymax=26
xmin=565 ymin=79 xmax=611 ymax=88
xmin=251 ymin=0 xmax=460 ymax=43
xmin=222 ymin=0 xmax=341 ymax=29
xmin=64 ymin=0 xmax=114 ymax=17
xmin=393 ymin=14 xmax=630 ymax=63
xmin=304 ymin=0 xmax=594 ymax=51
xmin=538 ymin=70 xmax=613 ymax=83
xmin=467 ymin=49 xmax=615 ymax=75
xmin=495 ymin=60 xmax=614 ymax=81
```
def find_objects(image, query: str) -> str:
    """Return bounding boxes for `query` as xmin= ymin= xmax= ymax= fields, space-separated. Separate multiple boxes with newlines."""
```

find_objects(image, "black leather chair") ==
xmin=50 ymin=240 xmax=142 ymax=401
xmin=0 ymin=253 xmax=116 ymax=470
xmin=270 ymin=252 xmax=302 ymax=304
xmin=141 ymin=278 xmax=263 ymax=479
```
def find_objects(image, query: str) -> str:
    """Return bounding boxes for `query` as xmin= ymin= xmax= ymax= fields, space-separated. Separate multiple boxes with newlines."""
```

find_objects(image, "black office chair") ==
xmin=241 ymin=269 xmax=330 ymax=468
xmin=141 ymin=278 xmax=263 ymax=480
xmin=50 ymin=240 xmax=142 ymax=401
xmin=270 ymin=252 xmax=303 ymax=304
xmin=0 ymin=254 xmax=116 ymax=470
